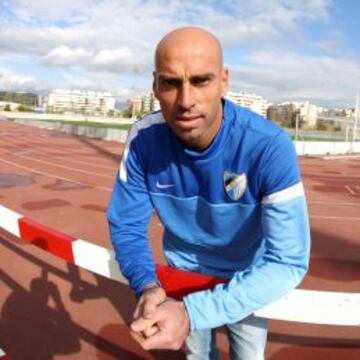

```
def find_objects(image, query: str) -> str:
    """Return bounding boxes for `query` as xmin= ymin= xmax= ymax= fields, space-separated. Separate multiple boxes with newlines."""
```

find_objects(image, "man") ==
xmin=107 ymin=27 xmax=310 ymax=359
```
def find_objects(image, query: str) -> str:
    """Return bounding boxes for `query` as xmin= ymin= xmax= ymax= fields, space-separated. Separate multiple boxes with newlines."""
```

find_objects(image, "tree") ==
xmin=4 ymin=104 xmax=11 ymax=111
xmin=122 ymin=108 xmax=132 ymax=118
xmin=316 ymin=122 xmax=329 ymax=131
xmin=3 ymin=92 xmax=12 ymax=102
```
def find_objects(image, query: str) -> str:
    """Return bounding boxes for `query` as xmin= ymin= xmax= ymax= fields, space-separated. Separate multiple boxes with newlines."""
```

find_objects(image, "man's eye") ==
xmin=192 ymin=77 xmax=210 ymax=86
xmin=161 ymin=79 xmax=179 ymax=87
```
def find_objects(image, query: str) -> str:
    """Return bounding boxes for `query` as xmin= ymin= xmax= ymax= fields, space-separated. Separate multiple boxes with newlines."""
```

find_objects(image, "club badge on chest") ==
xmin=224 ymin=171 xmax=247 ymax=201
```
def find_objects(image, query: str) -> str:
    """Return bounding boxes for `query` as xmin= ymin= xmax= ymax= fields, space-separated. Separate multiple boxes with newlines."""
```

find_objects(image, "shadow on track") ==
xmin=0 ymin=236 xmax=187 ymax=359
xmin=0 ymin=268 xmax=80 ymax=360
xmin=2 ymin=222 xmax=360 ymax=360
xmin=74 ymin=135 xmax=122 ymax=164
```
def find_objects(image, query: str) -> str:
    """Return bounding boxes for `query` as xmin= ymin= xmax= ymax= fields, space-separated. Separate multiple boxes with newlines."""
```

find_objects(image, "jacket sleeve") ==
xmin=183 ymin=131 xmax=311 ymax=330
xmin=107 ymin=125 xmax=157 ymax=298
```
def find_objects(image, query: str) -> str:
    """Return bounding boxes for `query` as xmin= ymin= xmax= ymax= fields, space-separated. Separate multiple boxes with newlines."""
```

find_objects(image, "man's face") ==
xmin=153 ymin=38 xmax=228 ymax=150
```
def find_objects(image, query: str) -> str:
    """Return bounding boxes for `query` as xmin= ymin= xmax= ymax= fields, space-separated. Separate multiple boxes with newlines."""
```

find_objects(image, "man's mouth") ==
xmin=175 ymin=115 xmax=201 ymax=121
xmin=174 ymin=116 xmax=201 ymax=130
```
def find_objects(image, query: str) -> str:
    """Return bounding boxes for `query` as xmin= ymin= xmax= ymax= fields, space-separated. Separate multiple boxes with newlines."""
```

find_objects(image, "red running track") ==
xmin=0 ymin=120 xmax=360 ymax=359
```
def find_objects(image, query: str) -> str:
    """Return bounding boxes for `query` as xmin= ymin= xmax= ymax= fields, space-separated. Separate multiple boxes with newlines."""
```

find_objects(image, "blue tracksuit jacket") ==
xmin=107 ymin=99 xmax=311 ymax=330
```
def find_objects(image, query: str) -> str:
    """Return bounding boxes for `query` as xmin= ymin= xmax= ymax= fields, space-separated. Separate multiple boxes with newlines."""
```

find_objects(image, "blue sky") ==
xmin=0 ymin=0 xmax=359 ymax=107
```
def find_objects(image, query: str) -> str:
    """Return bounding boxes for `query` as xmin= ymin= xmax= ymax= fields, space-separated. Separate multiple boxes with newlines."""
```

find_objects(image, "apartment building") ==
xmin=141 ymin=92 xmax=160 ymax=113
xmin=129 ymin=95 xmax=142 ymax=117
xmin=128 ymin=92 xmax=160 ymax=117
xmin=226 ymin=91 xmax=270 ymax=117
xmin=0 ymin=91 xmax=39 ymax=107
xmin=268 ymin=101 xmax=318 ymax=128
xmin=0 ymin=101 xmax=20 ymax=111
xmin=47 ymin=89 xmax=115 ymax=115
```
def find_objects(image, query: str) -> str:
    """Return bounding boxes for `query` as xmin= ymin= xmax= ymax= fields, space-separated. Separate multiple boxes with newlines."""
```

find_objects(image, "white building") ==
xmin=141 ymin=92 xmax=160 ymax=113
xmin=226 ymin=91 xmax=270 ymax=117
xmin=129 ymin=95 xmax=142 ymax=118
xmin=0 ymin=101 xmax=20 ymax=111
xmin=142 ymin=92 xmax=152 ymax=113
xmin=297 ymin=101 xmax=318 ymax=127
xmin=128 ymin=92 xmax=160 ymax=117
xmin=268 ymin=101 xmax=318 ymax=128
xmin=47 ymin=89 xmax=115 ymax=115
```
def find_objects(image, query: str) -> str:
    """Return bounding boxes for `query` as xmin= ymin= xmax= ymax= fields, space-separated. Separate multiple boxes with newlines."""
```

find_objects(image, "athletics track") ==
xmin=0 ymin=120 xmax=359 ymax=359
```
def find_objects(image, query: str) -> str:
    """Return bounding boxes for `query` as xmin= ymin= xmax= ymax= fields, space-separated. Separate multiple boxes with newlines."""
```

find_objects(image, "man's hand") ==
xmin=130 ymin=299 xmax=190 ymax=350
xmin=132 ymin=283 xmax=166 ymax=337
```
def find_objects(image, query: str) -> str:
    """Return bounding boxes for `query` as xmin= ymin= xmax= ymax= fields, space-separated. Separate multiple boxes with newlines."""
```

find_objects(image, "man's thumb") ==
xmin=131 ymin=316 xmax=157 ymax=332
xmin=143 ymin=302 xmax=157 ymax=318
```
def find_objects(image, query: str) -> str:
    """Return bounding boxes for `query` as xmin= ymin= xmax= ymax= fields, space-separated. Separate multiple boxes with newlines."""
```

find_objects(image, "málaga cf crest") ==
xmin=224 ymin=171 xmax=247 ymax=201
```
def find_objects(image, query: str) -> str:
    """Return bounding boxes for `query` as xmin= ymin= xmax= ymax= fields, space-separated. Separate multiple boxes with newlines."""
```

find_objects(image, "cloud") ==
xmin=1 ymin=0 xmax=358 ymax=107
xmin=40 ymin=45 xmax=142 ymax=74
xmin=180 ymin=0 xmax=332 ymax=47
xmin=0 ymin=26 xmax=99 ymax=55
xmin=114 ymin=88 xmax=131 ymax=101
xmin=0 ymin=68 xmax=45 ymax=91
xmin=60 ymin=72 xmax=133 ymax=101
xmin=1 ymin=0 xmax=332 ymax=58
xmin=5 ymin=0 xmax=94 ymax=24
xmin=61 ymin=73 xmax=99 ymax=90
xmin=41 ymin=46 xmax=92 ymax=67
xmin=229 ymin=51 xmax=360 ymax=106
xmin=91 ymin=48 xmax=138 ymax=73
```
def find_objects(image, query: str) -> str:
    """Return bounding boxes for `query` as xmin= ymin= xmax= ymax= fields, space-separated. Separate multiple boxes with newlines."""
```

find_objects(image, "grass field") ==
xmin=51 ymin=120 xmax=133 ymax=130
xmin=41 ymin=120 xmax=348 ymax=141
xmin=289 ymin=135 xmax=345 ymax=142
xmin=6 ymin=116 xmax=357 ymax=141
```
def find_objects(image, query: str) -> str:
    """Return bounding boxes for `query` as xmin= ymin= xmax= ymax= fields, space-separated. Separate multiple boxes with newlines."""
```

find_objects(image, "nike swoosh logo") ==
xmin=156 ymin=181 xmax=175 ymax=189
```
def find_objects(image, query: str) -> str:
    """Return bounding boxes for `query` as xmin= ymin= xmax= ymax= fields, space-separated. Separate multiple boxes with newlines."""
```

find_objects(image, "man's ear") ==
xmin=221 ymin=67 xmax=229 ymax=97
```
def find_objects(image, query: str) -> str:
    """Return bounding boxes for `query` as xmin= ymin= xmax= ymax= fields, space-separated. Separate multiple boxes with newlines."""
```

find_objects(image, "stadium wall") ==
xmin=7 ymin=118 xmax=360 ymax=155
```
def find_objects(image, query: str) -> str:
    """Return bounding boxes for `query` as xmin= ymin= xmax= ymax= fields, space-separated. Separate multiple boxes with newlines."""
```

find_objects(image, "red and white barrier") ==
xmin=0 ymin=348 xmax=10 ymax=360
xmin=1 ymin=204 xmax=360 ymax=326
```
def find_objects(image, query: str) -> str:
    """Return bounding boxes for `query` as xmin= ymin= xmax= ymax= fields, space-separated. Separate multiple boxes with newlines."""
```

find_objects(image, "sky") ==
xmin=0 ymin=0 xmax=359 ymax=107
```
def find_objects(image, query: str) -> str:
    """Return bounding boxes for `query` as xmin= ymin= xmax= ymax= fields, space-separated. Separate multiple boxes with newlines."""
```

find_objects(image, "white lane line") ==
xmin=54 ymin=156 xmax=117 ymax=171
xmin=310 ymin=215 xmax=360 ymax=220
xmin=305 ymin=174 xmax=360 ymax=179
xmin=309 ymin=200 xmax=360 ymax=206
xmin=345 ymin=185 xmax=355 ymax=195
xmin=0 ymin=158 xmax=112 ymax=192
xmin=0 ymin=137 xmax=119 ymax=171
xmin=11 ymin=153 xmax=114 ymax=178
xmin=322 ymin=155 xmax=360 ymax=160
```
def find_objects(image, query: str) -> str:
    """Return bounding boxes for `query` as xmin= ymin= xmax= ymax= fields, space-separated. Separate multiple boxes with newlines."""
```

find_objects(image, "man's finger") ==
xmin=130 ymin=325 xmax=161 ymax=347
xmin=137 ymin=326 xmax=179 ymax=351
xmin=142 ymin=301 xmax=157 ymax=317
xmin=133 ymin=300 xmax=144 ymax=319
xmin=133 ymin=299 xmax=189 ymax=350
xmin=142 ymin=323 xmax=159 ymax=338
xmin=131 ymin=316 xmax=158 ymax=333
xmin=135 ymin=328 xmax=166 ymax=350
xmin=131 ymin=306 xmax=172 ymax=350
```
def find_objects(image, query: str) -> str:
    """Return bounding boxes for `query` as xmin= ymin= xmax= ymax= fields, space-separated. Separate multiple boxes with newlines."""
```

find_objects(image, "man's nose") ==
xmin=177 ymin=83 xmax=195 ymax=110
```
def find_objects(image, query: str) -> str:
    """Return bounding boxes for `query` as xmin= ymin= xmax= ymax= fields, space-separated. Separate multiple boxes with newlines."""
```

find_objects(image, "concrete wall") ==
xmin=10 ymin=118 xmax=360 ymax=155
xmin=14 ymin=118 xmax=129 ymax=143
xmin=294 ymin=141 xmax=360 ymax=155
xmin=0 ymin=110 xmax=135 ymax=124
